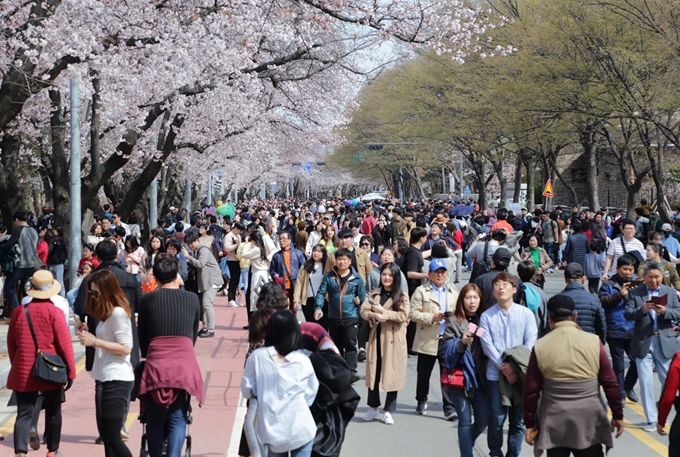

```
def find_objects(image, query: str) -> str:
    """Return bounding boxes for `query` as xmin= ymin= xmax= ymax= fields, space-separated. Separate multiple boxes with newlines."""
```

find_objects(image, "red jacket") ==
xmin=7 ymin=300 xmax=77 ymax=392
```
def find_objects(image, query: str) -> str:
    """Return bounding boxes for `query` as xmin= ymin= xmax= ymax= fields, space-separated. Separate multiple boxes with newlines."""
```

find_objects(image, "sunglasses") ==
xmin=360 ymin=243 xmax=371 ymax=247
xmin=88 ymin=289 xmax=100 ymax=299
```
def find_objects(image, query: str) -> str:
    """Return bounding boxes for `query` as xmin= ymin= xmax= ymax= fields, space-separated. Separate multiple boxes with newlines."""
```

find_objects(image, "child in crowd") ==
xmin=584 ymin=242 xmax=604 ymax=294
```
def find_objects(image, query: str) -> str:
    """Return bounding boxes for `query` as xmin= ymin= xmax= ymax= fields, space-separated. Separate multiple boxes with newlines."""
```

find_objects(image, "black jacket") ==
xmin=75 ymin=260 xmax=141 ymax=370
xmin=309 ymin=349 xmax=360 ymax=457
xmin=559 ymin=283 xmax=607 ymax=342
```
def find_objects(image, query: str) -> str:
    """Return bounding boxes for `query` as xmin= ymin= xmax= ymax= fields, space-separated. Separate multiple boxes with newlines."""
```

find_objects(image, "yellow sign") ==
xmin=542 ymin=179 xmax=553 ymax=198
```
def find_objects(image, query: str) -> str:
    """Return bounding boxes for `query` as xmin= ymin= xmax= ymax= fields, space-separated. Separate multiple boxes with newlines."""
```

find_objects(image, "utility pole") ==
xmin=149 ymin=179 xmax=158 ymax=229
xmin=68 ymin=78 xmax=82 ymax=289
xmin=207 ymin=174 xmax=212 ymax=206
xmin=185 ymin=179 xmax=192 ymax=217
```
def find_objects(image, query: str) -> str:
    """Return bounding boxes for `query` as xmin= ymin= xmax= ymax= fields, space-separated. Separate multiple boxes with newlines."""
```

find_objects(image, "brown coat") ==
xmin=360 ymin=288 xmax=409 ymax=392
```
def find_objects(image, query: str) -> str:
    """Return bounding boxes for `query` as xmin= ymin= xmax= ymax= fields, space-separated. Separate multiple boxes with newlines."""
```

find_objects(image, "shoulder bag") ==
xmin=440 ymin=367 xmax=465 ymax=389
xmin=24 ymin=304 xmax=68 ymax=385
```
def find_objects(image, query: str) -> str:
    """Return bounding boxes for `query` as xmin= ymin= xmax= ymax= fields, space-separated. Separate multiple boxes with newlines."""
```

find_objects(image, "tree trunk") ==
xmin=0 ymin=134 xmax=23 ymax=224
xmin=513 ymin=154 xmax=523 ymax=203
xmin=47 ymin=90 xmax=70 ymax=232
xmin=580 ymin=126 xmax=600 ymax=210
xmin=525 ymin=155 xmax=536 ymax=212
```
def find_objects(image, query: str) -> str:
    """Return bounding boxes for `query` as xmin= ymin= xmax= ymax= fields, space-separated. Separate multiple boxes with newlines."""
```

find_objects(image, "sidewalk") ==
xmin=0 ymin=296 xmax=249 ymax=456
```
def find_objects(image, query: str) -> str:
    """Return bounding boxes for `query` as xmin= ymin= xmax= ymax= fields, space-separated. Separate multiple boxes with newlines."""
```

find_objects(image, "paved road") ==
xmin=0 ymin=272 xmax=673 ymax=456
xmin=340 ymin=271 xmax=674 ymax=457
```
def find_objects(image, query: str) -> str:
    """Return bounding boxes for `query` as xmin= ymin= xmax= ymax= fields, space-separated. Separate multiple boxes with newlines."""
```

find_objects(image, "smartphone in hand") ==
xmin=467 ymin=322 xmax=485 ymax=338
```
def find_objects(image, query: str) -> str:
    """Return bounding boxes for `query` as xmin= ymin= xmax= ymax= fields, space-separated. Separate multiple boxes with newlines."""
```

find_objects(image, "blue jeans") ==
xmin=451 ymin=389 xmax=490 ymax=457
xmin=268 ymin=439 xmax=313 ymax=457
xmin=543 ymin=241 xmax=555 ymax=264
xmin=66 ymin=287 xmax=78 ymax=311
xmin=4 ymin=267 xmax=35 ymax=309
xmin=487 ymin=380 xmax=524 ymax=457
xmin=48 ymin=264 xmax=66 ymax=297
xmin=145 ymin=393 xmax=188 ymax=457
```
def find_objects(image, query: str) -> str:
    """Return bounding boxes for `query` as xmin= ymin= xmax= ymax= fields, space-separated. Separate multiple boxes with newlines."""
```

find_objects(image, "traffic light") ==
xmin=367 ymin=144 xmax=384 ymax=150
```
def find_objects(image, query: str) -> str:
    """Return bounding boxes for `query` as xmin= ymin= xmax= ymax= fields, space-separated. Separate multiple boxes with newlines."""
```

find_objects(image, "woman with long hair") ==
xmin=293 ymin=244 xmax=329 ymax=326
xmin=359 ymin=262 xmax=409 ymax=425
xmin=141 ymin=236 xmax=165 ymax=293
xmin=142 ymin=236 xmax=165 ymax=274
xmin=439 ymin=283 xmax=488 ymax=457
xmin=241 ymin=310 xmax=319 ymax=457
xmin=319 ymin=225 xmax=338 ymax=255
xmin=78 ymin=269 xmax=135 ymax=457
xmin=123 ymin=235 xmax=144 ymax=275
xmin=241 ymin=231 xmax=274 ymax=313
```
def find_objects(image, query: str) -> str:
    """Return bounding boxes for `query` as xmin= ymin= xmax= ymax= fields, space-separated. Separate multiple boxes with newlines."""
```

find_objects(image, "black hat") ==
xmin=547 ymin=294 xmax=576 ymax=317
xmin=492 ymin=247 xmax=512 ymax=264
xmin=337 ymin=228 xmax=353 ymax=239
xmin=564 ymin=262 xmax=584 ymax=278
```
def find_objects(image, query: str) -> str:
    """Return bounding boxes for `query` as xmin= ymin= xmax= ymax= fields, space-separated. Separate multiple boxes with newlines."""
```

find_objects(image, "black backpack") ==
xmin=470 ymin=242 xmax=490 ymax=282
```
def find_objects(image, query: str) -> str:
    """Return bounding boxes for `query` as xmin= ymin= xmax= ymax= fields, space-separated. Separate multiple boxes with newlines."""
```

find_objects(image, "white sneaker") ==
xmin=228 ymin=300 xmax=239 ymax=307
xmin=642 ymin=422 xmax=656 ymax=432
xmin=363 ymin=408 xmax=378 ymax=422
xmin=383 ymin=412 xmax=394 ymax=425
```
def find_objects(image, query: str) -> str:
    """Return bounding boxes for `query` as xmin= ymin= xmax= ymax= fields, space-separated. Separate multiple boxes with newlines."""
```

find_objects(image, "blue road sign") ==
xmin=464 ymin=186 xmax=471 ymax=195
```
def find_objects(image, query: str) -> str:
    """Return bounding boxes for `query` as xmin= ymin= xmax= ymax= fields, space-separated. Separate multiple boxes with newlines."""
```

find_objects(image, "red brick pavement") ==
xmin=0 ymin=295 xmax=249 ymax=457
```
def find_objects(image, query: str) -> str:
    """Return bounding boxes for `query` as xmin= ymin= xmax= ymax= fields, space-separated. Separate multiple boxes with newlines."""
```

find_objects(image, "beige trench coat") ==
xmin=409 ymin=283 xmax=459 ymax=356
xmin=359 ymin=288 xmax=410 ymax=392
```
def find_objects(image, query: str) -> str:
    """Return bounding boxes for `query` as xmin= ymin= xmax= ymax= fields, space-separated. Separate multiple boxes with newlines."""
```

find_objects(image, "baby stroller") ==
xmin=138 ymin=392 xmax=193 ymax=457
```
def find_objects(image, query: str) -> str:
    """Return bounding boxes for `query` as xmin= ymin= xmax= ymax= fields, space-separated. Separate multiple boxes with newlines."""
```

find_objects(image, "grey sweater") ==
xmin=6 ymin=226 xmax=38 ymax=268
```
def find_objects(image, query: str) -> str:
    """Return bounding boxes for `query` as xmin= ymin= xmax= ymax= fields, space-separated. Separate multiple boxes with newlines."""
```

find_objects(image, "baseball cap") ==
xmin=564 ymin=262 xmax=584 ymax=278
xmin=547 ymin=294 xmax=576 ymax=317
xmin=429 ymin=259 xmax=448 ymax=272
xmin=662 ymin=223 xmax=672 ymax=232
xmin=492 ymin=247 xmax=512 ymax=264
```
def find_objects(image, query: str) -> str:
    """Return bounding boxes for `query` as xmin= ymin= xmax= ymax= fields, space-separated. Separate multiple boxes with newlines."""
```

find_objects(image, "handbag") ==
xmin=440 ymin=367 xmax=465 ymax=389
xmin=24 ymin=305 xmax=68 ymax=385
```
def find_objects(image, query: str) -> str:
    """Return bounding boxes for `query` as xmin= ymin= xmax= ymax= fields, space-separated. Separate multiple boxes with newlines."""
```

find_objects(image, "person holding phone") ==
xmin=359 ymin=262 xmax=410 ymax=425
xmin=624 ymin=261 xmax=680 ymax=431
xmin=78 ymin=269 xmax=135 ymax=457
xmin=598 ymin=254 xmax=640 ymax=405
xmin=439 ymin=283 xmax=488 ymax=457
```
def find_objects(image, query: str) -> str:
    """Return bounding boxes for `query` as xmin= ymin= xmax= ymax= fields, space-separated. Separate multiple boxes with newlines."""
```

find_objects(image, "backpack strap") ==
xmin=482 ymin=241 xmax=490 ymax=263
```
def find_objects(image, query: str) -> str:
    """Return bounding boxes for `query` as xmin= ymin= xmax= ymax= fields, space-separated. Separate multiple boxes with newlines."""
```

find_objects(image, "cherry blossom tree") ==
xmin=0 ymin=0 xmax=498 ymax=226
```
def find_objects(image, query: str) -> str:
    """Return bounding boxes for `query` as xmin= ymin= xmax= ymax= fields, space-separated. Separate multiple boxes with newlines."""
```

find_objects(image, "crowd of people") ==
xmin=4 ymin=196 xmax=680 ymax=456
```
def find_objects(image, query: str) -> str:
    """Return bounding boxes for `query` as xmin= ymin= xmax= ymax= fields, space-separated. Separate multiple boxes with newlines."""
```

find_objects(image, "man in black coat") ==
xmin=558 ymin=262 xmax=607 ymax=343
xmin=74 ymin=239 xmax=141 ymax=371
